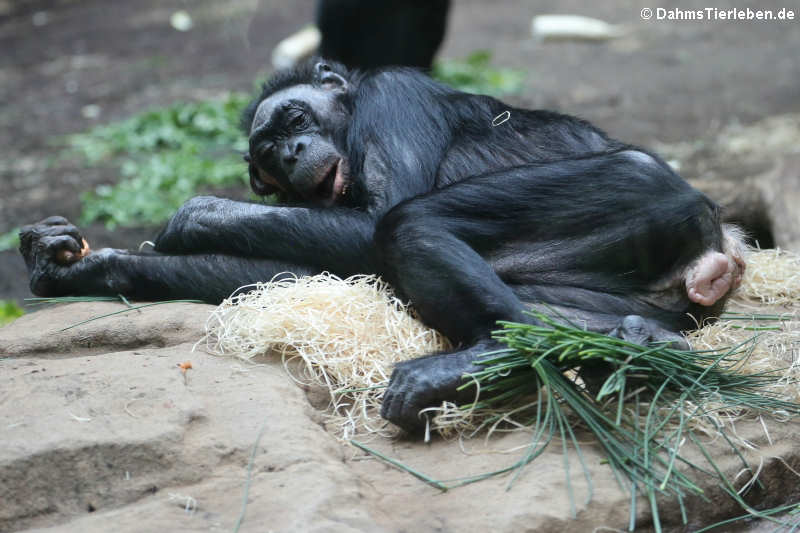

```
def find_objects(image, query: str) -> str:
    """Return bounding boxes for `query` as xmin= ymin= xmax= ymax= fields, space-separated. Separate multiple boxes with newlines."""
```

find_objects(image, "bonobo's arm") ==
xmin=153 ymin=196 xmax=377 ymax=276
xmin=19 ymin=217 xmax=322 ymax=303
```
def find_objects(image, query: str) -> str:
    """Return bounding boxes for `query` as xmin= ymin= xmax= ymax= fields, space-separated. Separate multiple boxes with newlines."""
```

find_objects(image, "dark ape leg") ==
xmin=376 ymin=151 xmax=723 ymax=430
xmin=20 ymin=218 xmax=317 ymax=304
xmin=376 ymin=150 xmax=718 ymax=344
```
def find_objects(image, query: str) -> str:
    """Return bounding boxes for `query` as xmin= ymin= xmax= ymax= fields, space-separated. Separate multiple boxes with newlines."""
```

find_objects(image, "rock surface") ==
xmin=2 ymin=302 xmax=800 ymax=532
xmin=659 ymin=113 xmax=800 ymax=251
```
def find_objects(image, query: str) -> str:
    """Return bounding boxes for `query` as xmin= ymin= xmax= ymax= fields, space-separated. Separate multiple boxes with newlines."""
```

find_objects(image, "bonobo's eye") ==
xmin=258 ymin=141 xmax=275 ymax=157
xmin=286 ymin=108 xmax=309 ymax=130
xmin=252 ymin=141 xmax=275 ymax=167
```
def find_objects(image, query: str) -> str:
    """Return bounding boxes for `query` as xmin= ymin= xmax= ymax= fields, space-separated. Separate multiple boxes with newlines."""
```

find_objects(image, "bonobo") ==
xmin=20 ymin=60 xmax=745 ymax=432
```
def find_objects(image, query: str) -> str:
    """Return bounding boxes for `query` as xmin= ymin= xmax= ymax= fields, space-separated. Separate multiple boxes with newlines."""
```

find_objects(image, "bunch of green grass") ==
xmin=432 ymin=50 xmax=525 ymax=96
xmin=0 ymin=300 xmax=24 ymax=326
xmin=25 ymin=295 xmax=203 ymax=331
xmin=455 ymin=312 xmax=800 ymax=532
xmin=67 ymin=94 xmax=251 ymax=229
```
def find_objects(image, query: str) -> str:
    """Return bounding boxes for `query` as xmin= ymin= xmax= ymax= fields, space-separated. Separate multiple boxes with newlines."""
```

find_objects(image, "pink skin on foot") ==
xmin=685 ymin=251 xmax=741 ymax=306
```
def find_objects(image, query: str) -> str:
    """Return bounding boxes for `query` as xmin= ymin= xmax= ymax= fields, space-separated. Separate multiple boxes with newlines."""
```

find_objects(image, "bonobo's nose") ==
xmin=282 ymin=135 xmax=311 ymax=167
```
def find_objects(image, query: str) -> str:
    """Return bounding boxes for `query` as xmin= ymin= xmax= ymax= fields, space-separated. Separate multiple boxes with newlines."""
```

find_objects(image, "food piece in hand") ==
xmin=56 ymin=238 xmax=91 ymax=264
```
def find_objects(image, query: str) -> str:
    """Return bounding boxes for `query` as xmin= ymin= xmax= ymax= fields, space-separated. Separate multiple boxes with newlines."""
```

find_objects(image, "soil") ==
xmin=2 ymin=0 xmax=800 ymax=305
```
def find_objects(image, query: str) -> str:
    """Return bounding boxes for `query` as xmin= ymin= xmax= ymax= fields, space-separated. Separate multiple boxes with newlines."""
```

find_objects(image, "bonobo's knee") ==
xmin=374 ymin=202 xmax=438 ymax=267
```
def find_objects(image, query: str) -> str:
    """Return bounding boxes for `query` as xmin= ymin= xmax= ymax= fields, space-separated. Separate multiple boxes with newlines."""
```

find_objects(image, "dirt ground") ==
xmin=2 ymin=4 xmax=800 ymax=531
xmin=1 ymin=0 xmax=799 ymax=305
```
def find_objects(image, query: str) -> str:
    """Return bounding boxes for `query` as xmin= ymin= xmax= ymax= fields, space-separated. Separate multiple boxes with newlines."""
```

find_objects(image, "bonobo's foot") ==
xmin=685 ymin=249 xmax=745 ymax=307
xmin=19 ymin=216 xmax=90 ymax=296
xmin=581 ymin=316 xmax=687 ymax=396
xmin=381 ymin=342 xmax=496 ymax=433
xmin=609 ymin=315 xmax=689 ymax=350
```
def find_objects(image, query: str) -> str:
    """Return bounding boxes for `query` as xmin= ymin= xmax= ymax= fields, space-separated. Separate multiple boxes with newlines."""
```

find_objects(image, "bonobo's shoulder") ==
xmin=362 ymin=66 xmax=432 ymax=82
xmin=360 ymin=67 xmax=455 ymax=95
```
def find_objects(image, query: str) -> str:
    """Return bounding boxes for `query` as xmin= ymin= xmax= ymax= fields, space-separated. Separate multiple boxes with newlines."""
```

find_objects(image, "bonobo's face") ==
xmin=247 ymin=63 xmax=350 ymax=207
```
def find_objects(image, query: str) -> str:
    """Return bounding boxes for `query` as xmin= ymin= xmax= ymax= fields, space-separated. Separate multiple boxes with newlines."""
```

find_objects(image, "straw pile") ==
xmin=688 ymin=248 xmax=800 ymax=404
xmin=202 ymin=273 xmax=449 ymax=439
xmin=203 ymin=249 xmax=800 ymax=439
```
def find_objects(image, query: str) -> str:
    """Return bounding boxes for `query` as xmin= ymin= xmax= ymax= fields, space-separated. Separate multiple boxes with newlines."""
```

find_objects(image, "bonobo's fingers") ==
xmin=381 ymin=348 xmax=486 ymax=433
xmin=42 ymin=235 xmax=82 ymax=262
xmin=22 ymin=235 xmax=81 ymax=296
xmin=19 ymin=220 xmax=86 ymax=266
xmin=609 ymin=315 xmax=689 ymax=350
xmin=18 ymin=217 xmax=96 ymax=297
xmin=20 ymin=217 xmax=83 ymax=242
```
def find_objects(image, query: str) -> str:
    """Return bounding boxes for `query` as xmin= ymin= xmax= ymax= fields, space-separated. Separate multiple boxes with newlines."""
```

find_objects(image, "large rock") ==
xmin=658 ymin=113 xmax=800 ymax=252
xmin=2 ymin=303 xmax=799 ymax=532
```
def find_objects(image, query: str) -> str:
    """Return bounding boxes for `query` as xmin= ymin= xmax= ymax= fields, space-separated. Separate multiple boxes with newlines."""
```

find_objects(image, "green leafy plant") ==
xmin=432 ymin=50 xmax=525 ymax=96
xmin=68 ymin=94 xmax=251 ymax=228
xmin=0 ymin=228 xmax=20 ymax=252
xmin=0 ymin=300 xmax=23 ymax=326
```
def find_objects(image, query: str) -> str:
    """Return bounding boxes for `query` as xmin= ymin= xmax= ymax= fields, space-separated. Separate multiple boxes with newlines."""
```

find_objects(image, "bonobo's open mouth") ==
xmin=314 ymin=158 xmax=348 ymax=204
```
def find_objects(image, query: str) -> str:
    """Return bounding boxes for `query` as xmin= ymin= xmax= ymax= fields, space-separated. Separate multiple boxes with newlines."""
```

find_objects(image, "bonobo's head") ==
xmin=242 ymin=60 xmax=352 ymax=206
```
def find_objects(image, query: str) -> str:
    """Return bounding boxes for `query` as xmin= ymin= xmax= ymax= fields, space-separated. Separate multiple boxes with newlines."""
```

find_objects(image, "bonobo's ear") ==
xmin=314 ymin=61 xmax=348 ymax=92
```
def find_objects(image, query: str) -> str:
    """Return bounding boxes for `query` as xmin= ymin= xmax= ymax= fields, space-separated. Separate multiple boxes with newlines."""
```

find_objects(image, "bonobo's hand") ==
xmin=154 ymin=196 xmax=229 ymax=254
xmin=19 ymin=216 xmax=92 ymax=297
xmin=381 ymin=351 xmax=483 ymax=433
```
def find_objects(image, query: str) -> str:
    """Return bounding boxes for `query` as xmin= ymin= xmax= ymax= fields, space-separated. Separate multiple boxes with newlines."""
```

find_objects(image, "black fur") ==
xmin=20 ymin=61 xmax=728 ymax=432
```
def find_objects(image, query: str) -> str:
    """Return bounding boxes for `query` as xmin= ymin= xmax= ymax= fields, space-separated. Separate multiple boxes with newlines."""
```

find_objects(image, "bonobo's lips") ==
xmin=314 ymin=158 xmax=348 ymax=204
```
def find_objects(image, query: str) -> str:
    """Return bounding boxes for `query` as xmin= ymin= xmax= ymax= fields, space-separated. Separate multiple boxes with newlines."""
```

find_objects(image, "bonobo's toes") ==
xmin=610 ymin=315 xmax=688 ymax=350
xmin=381 ymin=350 xmax=483 ymax=433
xmin=381 ymin=362 xmax=432 ymax=432
xmin=611 ymin=315 xmax=650 ymax=345
xmin=685 ymin=251 xmax=737 ymax=306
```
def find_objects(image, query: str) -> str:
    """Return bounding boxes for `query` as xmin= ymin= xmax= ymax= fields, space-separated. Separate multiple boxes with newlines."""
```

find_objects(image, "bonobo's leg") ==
xmin=376 ymin=150 xmax=732 ymax=431
xmin=19 ymin=217 xmax=317 ymax=303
